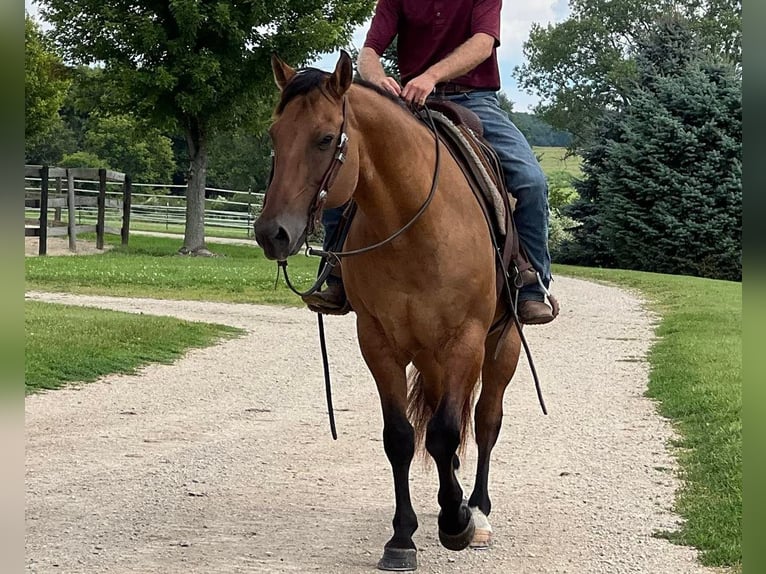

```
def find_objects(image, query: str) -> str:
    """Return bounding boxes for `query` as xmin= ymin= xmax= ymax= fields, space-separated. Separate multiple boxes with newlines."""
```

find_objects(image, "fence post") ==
xmin=122 ymin=175 xmax=132 ymax=247
xmin=247 ymin=187 xmax=252 ymax=238
xmin=97 ymin=168 xmax=106 ymax=250
xmin=39 ymin=166 xmax=49 ymax=256
xmin=67 ymin=169 xmax=76 ymax=252
xmin=54 ymin=176 xmax=63 ymax=223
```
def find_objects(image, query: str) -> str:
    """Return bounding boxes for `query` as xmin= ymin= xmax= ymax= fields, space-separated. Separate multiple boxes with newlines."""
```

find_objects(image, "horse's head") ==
xmin=255 ymin=51 xmax=359 ymax=261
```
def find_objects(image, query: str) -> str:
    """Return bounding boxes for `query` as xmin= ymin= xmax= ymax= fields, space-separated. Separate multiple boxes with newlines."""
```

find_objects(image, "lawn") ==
xmin=25 ymin=233 xmax=318 ymax=305
xmin=554 ymin=264 xmax=741 ymax=569
xmin=25 ymin=300 xmax=241 ymax=393
xmin=533 ymin=145 xmax=582 ymax=178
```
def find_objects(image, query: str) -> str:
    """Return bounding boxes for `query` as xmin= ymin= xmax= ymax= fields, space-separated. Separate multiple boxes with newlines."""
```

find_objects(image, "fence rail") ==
xmin=25 ymin=171 xmax=267 ymax=252
xmin=24 ymin=166 xmax=132 ymax=255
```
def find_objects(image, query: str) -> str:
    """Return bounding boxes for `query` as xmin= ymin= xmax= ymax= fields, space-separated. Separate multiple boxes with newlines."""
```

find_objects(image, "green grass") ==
xmin=533 ymin=146 xmax=582 ymax=178
xmin=25 ymin=233 xmax=319 ymax=305
xmin=554 ymin=264 xmax=741 ymax=568
xmin=25 ymin=300 xmax=241 ymax=393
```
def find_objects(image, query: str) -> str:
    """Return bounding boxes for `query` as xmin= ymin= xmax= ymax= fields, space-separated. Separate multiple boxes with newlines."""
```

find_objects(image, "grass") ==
xmin=554 ymin=264 xmax=742 ymax=568
xmin=25 ymin=233 xmax=319 ymax=305
xmin=25 ymin=300 xmax=241 ymax=393
xmin=533 ymin=146 xmax=582 ymax=178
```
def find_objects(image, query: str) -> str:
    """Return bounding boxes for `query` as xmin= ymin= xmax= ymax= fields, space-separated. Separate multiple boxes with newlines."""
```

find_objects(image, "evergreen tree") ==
xmin=557 ymin=16 xmax=741 ymax=280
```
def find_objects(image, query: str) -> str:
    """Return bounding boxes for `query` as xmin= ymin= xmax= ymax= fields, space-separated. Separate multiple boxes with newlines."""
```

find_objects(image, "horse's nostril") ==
xmin=275 ymin=226 xmax=290 ymax=245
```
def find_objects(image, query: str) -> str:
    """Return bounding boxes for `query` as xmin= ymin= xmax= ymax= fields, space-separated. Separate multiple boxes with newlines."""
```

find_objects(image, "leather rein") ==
xmin=271 ymin=98 xmax=441 ymax=441
xmin=268 ymin=96 xmax=547 ymax=440
xmin=276 ymin=98 xmax=442 ymax=298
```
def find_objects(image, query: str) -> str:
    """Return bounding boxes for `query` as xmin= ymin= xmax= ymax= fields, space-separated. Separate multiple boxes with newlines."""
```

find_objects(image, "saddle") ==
xmin=420 ymin=101 xmax=538 ymax=303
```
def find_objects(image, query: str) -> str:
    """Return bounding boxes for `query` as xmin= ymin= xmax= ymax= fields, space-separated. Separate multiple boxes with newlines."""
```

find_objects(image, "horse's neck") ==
xmin=350 ymin=90 xmax=442 ymax=231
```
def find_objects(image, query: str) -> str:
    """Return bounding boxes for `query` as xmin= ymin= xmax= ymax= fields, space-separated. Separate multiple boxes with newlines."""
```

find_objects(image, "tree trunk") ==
xmin=180 ymin=119 xmax=212 ymax=255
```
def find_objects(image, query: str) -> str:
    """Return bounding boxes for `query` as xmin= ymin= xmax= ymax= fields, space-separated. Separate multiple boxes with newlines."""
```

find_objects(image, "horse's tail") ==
xmin=406 ymin=367 xmax=476 ymax=459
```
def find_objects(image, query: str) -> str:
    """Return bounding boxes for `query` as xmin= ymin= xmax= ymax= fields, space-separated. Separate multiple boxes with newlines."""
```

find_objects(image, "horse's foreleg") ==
xmin=467 ymin=327 xmax=521 ymax=547
xmin=426 ymin=330 xmax=485 ymax=552
xmin=358 ymin=321 xmax=418 ymax=571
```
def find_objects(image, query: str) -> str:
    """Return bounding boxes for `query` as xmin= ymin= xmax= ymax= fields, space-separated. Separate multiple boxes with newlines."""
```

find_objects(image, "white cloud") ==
xmin=497 ymin=0 xmax=563 ymax=62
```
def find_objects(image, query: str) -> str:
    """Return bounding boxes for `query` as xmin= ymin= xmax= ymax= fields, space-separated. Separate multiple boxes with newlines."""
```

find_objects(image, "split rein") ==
xmin=267 ymin=98 xmax=547 ymax=440
xmin=270 ymin=99 xmax=441 ymax=441
xmin=276 ymin=99 xmax=442 ymax=298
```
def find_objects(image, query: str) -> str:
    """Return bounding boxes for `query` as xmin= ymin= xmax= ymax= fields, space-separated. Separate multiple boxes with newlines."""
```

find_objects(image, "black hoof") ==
xmin=377 ymin=547 xmax=417 ymax=571
xmin=438 ymin=505 xmax=475 ymax=551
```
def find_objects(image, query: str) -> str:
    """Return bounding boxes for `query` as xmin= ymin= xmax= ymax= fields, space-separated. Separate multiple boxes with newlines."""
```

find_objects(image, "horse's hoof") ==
xmin=377 ymin=547 xmax=417 ymax=571
xmin=469 ymin=506 xmax=493 ymax=549
xmin=438 ymin=505 xmax=475 ymax=551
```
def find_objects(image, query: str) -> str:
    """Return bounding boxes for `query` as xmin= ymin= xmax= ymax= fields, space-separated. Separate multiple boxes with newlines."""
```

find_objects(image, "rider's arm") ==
xmin=419 ymin=33 xmax=495 ymax=85
xmin=358 ymin=47 xmax=401 ymax=95
xmin=358 ymin=0 xmax=402 ymax=95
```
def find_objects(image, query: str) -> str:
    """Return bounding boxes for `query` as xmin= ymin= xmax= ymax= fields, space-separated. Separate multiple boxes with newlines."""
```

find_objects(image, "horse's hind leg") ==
xmin=425 ymin=326 xmax=486 ymax=552
xmin=357 ymin=319 xmax=419 ymax=571
xmin=468 ymin=328 xmax=521 ymax=548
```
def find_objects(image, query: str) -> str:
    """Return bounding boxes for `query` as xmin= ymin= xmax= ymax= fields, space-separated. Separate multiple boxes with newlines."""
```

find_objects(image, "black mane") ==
xmin=277 ymin=68 xmax=329 ymax=113
xmin=277 ymin=68 xmax=407 ymax=113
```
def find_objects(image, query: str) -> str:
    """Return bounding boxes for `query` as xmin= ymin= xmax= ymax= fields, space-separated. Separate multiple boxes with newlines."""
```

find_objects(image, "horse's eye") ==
xmin=318 ymin=134 xmax=334 ymax=150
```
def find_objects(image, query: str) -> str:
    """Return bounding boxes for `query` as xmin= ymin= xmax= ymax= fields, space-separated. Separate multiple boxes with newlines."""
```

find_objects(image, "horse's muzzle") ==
xmin=254 ymin=215 xmax=307 ymax=261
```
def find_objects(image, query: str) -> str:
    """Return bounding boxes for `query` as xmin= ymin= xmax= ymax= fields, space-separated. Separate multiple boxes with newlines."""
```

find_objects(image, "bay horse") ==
xmin=255 ymin=51 xmax=522 ymax=571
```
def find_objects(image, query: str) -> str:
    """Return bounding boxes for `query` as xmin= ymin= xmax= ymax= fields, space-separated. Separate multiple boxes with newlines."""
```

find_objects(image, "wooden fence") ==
xmin=25 ymin=166 xmax=132 ymax=255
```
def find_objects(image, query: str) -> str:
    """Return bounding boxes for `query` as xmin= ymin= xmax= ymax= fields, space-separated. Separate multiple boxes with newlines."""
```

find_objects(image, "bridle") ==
xmin=265 ymin=91 xmax=548 ymax=440
xmin=270 ymin=96 xmax=442 ymax=299
xmin=306 ymin=97 xmax=349 ymax=237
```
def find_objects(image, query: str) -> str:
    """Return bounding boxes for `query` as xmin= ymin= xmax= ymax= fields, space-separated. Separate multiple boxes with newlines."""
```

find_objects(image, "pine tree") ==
xmin=558 ymin=15 xmax=741 ymax=280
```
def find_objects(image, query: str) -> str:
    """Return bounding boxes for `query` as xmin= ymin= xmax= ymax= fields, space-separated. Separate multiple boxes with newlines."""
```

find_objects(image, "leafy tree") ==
xmin=83 ymin=114 xmax=175 ymax=182
xmin=41 ymin=0 xmax=375 ymax=254
xmin=59 ymin=150 xmax=109 ymax=169
xmin=557 ymin=16 xmax=741 ymax=280
xmin=25 ymin=15 xmax=70 ymax=161
xmin=514 ymin=0 xmax=741 ymax=146
xmin=208 ymin=129 xmax=272 ymax=192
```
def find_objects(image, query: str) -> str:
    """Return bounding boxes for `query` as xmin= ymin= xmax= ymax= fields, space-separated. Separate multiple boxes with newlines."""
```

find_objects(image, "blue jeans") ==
xmin=323 ymin=91 xmax=552 ymax=301
xmin=447 ymin=91 xmax=551 ymax=301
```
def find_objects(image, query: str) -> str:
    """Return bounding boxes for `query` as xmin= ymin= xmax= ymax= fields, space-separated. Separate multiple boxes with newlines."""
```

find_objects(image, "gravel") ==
xmin=25 ymin=277 xmax=720 ymax=573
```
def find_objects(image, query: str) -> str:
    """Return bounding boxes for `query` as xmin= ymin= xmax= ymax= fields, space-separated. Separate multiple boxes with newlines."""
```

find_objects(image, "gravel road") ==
xmin=25 ymin=277 xmax=718 ymax=574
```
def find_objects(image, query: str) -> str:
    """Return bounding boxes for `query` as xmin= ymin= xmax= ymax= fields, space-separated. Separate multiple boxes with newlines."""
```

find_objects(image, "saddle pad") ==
xmin=427 ymin=109 xmax=511 ymax=236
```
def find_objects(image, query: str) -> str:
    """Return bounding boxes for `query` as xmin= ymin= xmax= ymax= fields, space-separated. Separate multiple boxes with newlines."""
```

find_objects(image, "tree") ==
xmin=83 ymin=114 xmax=175 ymax=182
xmin=557 ymin=16 xmax=741 ymax=281
xmin=513 ymin=0 xmax=741 ymax=146
xmin=41 ymin=0 xmax=375 ymax=254
xmin=25 ymin=15 xmax=70 ymax=160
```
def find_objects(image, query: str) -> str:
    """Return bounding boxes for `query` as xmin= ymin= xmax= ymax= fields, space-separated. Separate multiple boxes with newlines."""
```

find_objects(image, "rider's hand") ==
xmin=401 ymin=72 xmax=437 ymax=106
xmin=378 ymin=76 xmax=402 ymax=97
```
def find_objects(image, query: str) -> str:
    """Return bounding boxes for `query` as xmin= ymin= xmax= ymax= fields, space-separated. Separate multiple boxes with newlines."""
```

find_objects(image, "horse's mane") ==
xmin=277 ymin=67 xmax=408 ymax=114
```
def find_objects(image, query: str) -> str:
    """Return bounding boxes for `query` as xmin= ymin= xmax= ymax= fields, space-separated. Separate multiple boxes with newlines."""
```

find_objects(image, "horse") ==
xmin=254 ymin=51 xmax=522 ymax=571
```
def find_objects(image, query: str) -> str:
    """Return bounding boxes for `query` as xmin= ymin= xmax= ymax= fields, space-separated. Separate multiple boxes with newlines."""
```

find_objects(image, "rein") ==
xmin=274 ymin=100 xmax=442 ymax=441
xmin=269 ymin=97 xmax=547 ymax=439
xmin=277 ymin=104 xmax=442 ymax=297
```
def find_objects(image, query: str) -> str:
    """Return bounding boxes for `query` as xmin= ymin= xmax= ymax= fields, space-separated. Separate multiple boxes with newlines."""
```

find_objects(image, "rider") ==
xmin=303 ymin=0 xmax=557 ymax=325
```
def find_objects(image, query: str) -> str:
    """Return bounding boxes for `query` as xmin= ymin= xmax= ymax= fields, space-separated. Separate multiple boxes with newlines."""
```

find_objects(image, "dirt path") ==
xmin=25 ymin=278 xmax=715 ymax=574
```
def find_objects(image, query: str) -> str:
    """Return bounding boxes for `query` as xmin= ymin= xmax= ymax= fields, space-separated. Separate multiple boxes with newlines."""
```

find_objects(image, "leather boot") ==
xmin=517 ymin=299 xmax=555 ymax=325
xmin=302 ymin=280 xmax=351 ymax=315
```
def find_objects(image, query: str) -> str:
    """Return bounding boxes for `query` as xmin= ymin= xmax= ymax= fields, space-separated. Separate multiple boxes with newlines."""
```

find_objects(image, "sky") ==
xmin=25 ymin=0 xmax=570 ymax=112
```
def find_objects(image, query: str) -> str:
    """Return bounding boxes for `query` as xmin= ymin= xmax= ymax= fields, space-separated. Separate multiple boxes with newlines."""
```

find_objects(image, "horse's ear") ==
xmin=327 ymin=50 xmax=353 ymax=98
xmin=271 ymin=53 xmax=296 ymax=92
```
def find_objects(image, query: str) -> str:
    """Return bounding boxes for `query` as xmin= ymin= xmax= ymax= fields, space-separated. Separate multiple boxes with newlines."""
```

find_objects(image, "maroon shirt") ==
xmin=363 ymin=0 xmax=502 ymax=90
